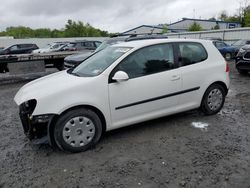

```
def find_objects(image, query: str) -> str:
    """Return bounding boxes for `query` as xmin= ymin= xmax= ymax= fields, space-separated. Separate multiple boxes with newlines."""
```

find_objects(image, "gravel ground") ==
xmin=0 ymin=62 xmax=250 ymax=188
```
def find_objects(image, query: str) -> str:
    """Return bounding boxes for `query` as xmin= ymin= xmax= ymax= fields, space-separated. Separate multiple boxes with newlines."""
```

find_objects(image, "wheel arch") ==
xmin=200 ymin=81 xmax=228 ymax=107
xmin=48 ymin=105 xmax=107 ymax=147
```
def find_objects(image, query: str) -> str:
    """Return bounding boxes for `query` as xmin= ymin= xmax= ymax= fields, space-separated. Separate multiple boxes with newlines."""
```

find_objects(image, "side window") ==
xmin=246 ymin=41 xmax=250 ymax=45
xmin=178 ymin=43 xmax=207 ymax=66
xmin=117 ymin=43 xmax=174 ymax=79
xmin=216 ymin=42 xmax=226 ymax=48
xmin=95 ymin=41 xmax=101 ymax=47
xmin=10 ymin=45 xmax=18 ymax=51
xmin=84 ymin=42 xmax=94 ymax=47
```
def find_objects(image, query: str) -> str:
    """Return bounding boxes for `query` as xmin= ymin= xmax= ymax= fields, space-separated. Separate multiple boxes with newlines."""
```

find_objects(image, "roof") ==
xmin=113 ymin=38 xmax=212 ymax=49
xmin=169 ymin=18 xmax=241 ymax=26
xmin=123 ymin=25 xmax=164 ymax=34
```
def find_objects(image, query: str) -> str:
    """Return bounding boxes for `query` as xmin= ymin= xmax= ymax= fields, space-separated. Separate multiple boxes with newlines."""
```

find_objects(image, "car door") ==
xmin=177 ymin=42 xmax=209 ymax=108
xmin=108 ymin=43 xmax=182 ymax=129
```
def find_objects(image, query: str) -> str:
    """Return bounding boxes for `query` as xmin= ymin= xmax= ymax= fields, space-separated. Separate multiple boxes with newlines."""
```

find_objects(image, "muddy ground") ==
xmin=0 ymin=62 xmax=250 ymax=188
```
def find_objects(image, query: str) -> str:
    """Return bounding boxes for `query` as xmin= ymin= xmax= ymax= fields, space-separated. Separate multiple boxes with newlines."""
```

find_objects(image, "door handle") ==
xmin=171 ymin=75 xmax=180 ymax=81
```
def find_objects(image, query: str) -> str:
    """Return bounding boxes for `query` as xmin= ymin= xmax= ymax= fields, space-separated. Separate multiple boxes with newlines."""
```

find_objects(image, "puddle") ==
xmin=191 ymin=122 xmax=208 ymax=131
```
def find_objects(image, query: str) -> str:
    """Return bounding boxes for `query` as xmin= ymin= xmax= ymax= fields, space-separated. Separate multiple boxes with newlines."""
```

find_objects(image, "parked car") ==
xmin=14 ymin=39 xmax=229 ymax=153
xmin=212 ymin=40 xmax=237 ymax=60
xmin=64 ymin=40 xmax=102 ymax=51
xmin=235 ymin=45 xmax=250 ymax=74
xmin=32 ymin=42 xmax=68 ymax=53
xmin=0 ymin=44 xmax=38 ymax=55
xmin=64 ymin=35 xmax=169 ymax=69
xmin=64 ymin=37 xmax=127 ymax=69
xmin=231 ymin=39 xmax=250 ymax=55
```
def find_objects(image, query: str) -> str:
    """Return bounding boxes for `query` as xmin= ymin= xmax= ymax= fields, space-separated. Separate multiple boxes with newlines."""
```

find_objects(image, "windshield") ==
xmin=71 ymin=46 xmax=132 ymax=77
xmin=232 ymin=40 xmax=246 ymax=46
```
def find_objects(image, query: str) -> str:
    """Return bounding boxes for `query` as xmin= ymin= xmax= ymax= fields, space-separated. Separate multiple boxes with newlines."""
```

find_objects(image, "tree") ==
xmin=161 ymin=24 xmax=168 ymax=34
xmin=212 ymin=24 xmax=220 ymax=30
xmin=208 ymin=17 xmax=217 ymax=21
xmin=188 ymin=22 xmax=203 ymax=31
xmin=242 ymin=6 xmax=250 ymax=27
xmin=219 ymin=11 xmax=228 ymax=21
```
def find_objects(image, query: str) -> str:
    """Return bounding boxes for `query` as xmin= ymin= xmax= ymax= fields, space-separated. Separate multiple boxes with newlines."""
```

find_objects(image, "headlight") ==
xmin=237 ymin=48 xmax=247 ymax=57
xmin=239 ymin=48 xmax=246 ymax=53
xmin=20 ymin=99 xmax=37 ymax=115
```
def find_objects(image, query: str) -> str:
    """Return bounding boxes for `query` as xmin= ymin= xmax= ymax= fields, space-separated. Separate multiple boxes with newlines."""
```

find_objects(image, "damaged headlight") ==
xmin=20 ymin=99 xmax=37 ymax=115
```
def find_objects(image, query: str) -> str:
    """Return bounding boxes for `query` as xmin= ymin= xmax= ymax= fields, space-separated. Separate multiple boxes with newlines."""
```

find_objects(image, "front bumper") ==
xmin=19 ymin=104 xmax=55 ymax=143
xmin=235 ymin=56 xmax=250 ymax=70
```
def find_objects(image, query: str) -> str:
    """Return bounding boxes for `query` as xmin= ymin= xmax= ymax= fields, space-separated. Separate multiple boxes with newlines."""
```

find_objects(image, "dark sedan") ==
xmin=235 ymin=45 xmax=250 ymax=75
xmin=212 ymin=41 xmax=237 ymax=60
xmin=0 ymin=43 xmax=38 ymax=55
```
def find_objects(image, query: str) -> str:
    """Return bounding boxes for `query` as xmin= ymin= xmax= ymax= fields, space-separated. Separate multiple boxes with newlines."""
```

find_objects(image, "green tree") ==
xmin=219 ymin=11 xmax=228 ymax=21
xmin=212 ymin=24 xmax=220 ymax=30
xmin=162 ymin=24 xmax=168 ymax=34
xmin=188 ymin=22 xmax=203 ymax=31
xmin=242 ymin=6 xmax=250 ymax=27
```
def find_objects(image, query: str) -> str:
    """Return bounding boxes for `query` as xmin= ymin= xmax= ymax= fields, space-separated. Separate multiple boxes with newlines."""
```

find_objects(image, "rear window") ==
xmin=178 ymin=43 xmax=207 ymax=66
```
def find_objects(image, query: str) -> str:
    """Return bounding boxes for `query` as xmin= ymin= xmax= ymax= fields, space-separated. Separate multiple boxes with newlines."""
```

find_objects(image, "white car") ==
xmin=14 ymin=39 xmax=230 ymax=152
xmin=32 ymin=43 xmax=67 ymax=54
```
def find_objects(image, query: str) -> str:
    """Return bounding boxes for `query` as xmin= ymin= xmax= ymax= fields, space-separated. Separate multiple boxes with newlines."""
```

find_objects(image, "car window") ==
xmin=215 ymin=42 xmax=227 ymax=48
xmin=232 ymin=40 xmax=246 ymax=46
xmin=246 ymin=41 xmax=250 ymax=45
xmin=50 ymin=44 xmax=61 ymax=49
xmin=10 ymin=45 xmax=19 ymax=51
xmin=117 ymin=43 xmax=174 ymax=79
xmin=83 ymin=42 xmax=95 ymax=47
xmin=95 ymin=41 xmax=102 ymax=47
xmin=20 ymin=44 xmax=30 ymax=48
xmin=178 ymin=43 xmax=207 ymax=66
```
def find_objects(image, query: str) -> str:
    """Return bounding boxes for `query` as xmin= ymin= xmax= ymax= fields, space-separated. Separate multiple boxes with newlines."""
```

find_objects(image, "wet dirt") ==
xmin=0 ymin=61 xmax=250 ymax=188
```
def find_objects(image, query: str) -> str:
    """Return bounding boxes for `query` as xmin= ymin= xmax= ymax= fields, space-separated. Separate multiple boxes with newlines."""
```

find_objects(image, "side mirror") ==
xmin=112 ymin=71 xmax=129 ymax=82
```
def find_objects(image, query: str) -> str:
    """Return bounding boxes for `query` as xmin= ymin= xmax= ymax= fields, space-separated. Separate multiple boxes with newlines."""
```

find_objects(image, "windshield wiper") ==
xmin=71 ymin=72 xmax=80 ymax=77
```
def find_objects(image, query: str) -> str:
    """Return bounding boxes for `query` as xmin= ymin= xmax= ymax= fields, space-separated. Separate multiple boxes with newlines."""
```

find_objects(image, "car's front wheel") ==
xmin=200 ymin=84 xmax=226 ymax=115
xmin=54 ymin=108 xmax=103 ymax=153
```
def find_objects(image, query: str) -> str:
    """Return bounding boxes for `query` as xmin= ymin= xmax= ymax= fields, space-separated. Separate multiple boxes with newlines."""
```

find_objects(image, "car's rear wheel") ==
xmin=54 ymin=108 xmax=102 ymax=153
xmin=224 ymin=53 xmax=231 ymax=61
xmin=200 ymin=84 xmax=226 ymax=115
xmin=237 ymin=69 xmax=249 ymax=75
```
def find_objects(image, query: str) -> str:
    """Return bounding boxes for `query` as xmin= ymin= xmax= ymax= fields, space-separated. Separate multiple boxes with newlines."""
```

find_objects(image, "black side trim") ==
xmin=115 ymin=87 xmax=200 ymax=110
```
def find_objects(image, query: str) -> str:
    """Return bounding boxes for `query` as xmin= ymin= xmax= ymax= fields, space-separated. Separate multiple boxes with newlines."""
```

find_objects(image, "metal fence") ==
xmin=165 ymin=27 xmax=250 ymax=43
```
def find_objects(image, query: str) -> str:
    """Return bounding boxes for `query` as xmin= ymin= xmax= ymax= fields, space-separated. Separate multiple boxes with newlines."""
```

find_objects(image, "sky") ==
xmin=0 ymin=0 xmax=244 ymax=33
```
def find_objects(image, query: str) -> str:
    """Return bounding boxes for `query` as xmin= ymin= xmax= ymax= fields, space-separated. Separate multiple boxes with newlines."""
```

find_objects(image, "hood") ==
xmin=14 ymin=70 xmax=91 ymax=105
xmin=65 ymin=52 xmax=92 ymax=62
xmin=242 ymin=45 xmax=250 ymax=50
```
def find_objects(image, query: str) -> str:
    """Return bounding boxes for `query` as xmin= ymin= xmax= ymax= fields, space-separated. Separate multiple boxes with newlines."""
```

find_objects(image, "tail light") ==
xmin=225 ymin=61 xmax=230 ymax=72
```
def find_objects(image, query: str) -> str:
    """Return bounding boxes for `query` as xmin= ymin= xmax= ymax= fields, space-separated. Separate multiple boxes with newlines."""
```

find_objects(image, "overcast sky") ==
xmin=0 ymin=0 xmax=243 ymax=33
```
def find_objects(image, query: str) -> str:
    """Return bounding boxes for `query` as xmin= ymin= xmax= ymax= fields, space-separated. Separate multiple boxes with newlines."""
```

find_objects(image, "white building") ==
xmin=122 ymin=18 xmax=241 ymax=35
xmin=168 ymin=18 xmax=241 ymax=32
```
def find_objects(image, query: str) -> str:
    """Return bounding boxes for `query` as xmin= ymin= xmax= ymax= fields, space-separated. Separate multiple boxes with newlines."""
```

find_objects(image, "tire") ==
xmin=54 ymin=108 xmax=103 ymax=153
xmin=200 ymin=84 xmax=226 ymax=115
xmin=237 ymin=69 xmax=249 ymax=75
xmin=224 ymin=53 xmax=231 ymax=61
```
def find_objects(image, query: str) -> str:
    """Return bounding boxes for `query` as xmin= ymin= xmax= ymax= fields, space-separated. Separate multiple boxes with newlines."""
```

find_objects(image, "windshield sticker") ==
xmin=92 ymin=69 xmax=102 ymax=74
xmin=114 ymin=48 xmax=131 ymax=53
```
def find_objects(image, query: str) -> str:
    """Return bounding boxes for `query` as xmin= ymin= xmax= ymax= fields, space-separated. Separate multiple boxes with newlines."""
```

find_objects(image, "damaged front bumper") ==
xmin=19 ymin=102 xmax=55 ymax=144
